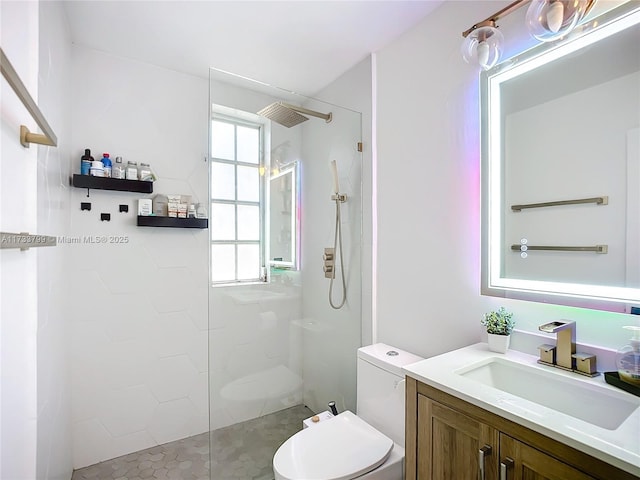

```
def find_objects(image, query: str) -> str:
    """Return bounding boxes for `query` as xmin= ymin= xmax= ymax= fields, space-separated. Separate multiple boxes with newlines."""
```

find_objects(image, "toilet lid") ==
xmin=273 ymin=411 xmax=393 ymax=480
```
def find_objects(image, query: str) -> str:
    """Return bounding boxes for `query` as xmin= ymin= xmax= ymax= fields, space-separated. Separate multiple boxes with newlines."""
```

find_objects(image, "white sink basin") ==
xmin=457 ymin=357 xmax=638 ymax=430
xmin=402 ymin=343 xmax=640 ymax=475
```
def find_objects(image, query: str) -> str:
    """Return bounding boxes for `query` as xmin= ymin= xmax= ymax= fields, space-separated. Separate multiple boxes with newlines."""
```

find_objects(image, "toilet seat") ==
xmin=273 ymin=411 xmax=393 ymax=480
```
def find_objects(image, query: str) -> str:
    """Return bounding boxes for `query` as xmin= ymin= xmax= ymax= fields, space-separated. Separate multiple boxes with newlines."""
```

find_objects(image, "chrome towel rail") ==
xmin=511 ymin=196 xmax=608 ymax=212
xmin=511 ymin=244 xmax=608 ymax=254
xmin=1 ymin=232 xmax=57 ymax=251
xmin=1 ymin=47 xmax=57 ymax=148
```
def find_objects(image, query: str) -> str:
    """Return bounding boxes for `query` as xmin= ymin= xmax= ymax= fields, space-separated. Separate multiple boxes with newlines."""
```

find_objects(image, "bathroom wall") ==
xmin=0 ymin=3 xmax=40 ymax=478
xmin=374 ymin=0 xmax=639 ymax=359
xmin=312 ymin=57 xmax=374 ymax=348
xmin=300 ymin=57 xmax=372 ymax=414
xmin=68 ymin=46 xmax=210 ymax=468
xmin=1 ymin=1 xmax=73 ymax=479
xmin=37 ymin=2 xmax=74 ymax=479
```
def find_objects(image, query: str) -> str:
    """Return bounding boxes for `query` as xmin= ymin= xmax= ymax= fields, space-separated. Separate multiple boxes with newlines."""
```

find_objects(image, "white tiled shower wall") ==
xmin=66 ymin=45 xmax=372 ymax=467
xmin=298 ymin=108 xmax=363 ymax=415
xmin=68 ymin=46 xmax=210 ymax=468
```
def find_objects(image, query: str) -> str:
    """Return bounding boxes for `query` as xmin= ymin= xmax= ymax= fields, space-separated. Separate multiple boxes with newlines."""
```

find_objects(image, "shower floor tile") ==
xmin=71 ymin=404 xmax=313 ymax=480
xmin=210 ymin=404 xmax=313 ymax=479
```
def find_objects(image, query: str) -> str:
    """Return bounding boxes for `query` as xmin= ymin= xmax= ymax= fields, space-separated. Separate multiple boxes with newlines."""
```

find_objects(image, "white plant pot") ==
xmin=487 ymin=333 xmax=510 ymax=353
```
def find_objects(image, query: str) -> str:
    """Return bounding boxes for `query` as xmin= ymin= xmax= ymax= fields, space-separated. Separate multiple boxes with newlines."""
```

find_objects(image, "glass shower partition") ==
xmin=208 ymin=68 xmax=362 ymax=479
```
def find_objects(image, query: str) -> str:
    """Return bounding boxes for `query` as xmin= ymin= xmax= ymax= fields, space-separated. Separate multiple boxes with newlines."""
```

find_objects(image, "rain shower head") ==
xmin=257 ymin=102 xmax=332 ymax=128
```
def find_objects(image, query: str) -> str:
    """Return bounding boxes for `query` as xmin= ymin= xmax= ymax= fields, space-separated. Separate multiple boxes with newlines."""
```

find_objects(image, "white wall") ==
xmin=1 ymin=1 xmax=73 ymax=479
xmin=374 ymin=1 xmax=639 ymax=359
xmin=300 ymin=57 xmax=372 ymax=414
xmin=313 ymin=58 xmax=374 ymax=348
xmin=68 ymin=46 xmax=210 ymax=468
xmin=1 ymin=2 xmax=40 ymax=478
xmin=37 ymin=2 xmax=73 ymax=479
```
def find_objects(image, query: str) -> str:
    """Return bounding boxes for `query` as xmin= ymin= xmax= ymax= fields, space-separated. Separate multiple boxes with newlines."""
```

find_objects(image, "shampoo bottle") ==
xmin=101 ymin=153 xmax=112 ymax=178
xmin=81 ymin=149 xmax=94 ymax=175
xmin=616 ymin=326 xmax=640 ymax=386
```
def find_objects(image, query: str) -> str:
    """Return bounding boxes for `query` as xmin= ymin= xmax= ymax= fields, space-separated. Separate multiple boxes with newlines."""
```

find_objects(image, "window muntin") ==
xmin=210 ymin=117 xmax=265 ymax=284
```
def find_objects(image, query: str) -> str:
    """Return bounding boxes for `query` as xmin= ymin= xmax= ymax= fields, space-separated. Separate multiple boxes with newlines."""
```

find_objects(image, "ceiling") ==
xmin=62 ymin=0 xmax=443 ymax=96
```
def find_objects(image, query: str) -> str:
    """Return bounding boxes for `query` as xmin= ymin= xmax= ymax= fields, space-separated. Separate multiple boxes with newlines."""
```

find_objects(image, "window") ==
xmin=210 ymin=116 xmax=265 ymax=284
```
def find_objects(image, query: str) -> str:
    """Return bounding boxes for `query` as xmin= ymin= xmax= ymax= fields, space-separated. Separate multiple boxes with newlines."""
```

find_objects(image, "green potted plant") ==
xmin=482 ymin=307 xmax=515 ymax=353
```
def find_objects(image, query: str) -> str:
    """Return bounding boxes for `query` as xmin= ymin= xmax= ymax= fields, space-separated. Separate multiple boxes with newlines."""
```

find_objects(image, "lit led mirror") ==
xmin=269 ymin=163 xmax=298 ymax=269
xmin=481 ymin=2 xmax=640 ymax=312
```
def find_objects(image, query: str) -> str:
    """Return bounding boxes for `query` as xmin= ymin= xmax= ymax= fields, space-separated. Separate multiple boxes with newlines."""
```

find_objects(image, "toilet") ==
xmin=273 ymin=343 xmax=423 ymax=480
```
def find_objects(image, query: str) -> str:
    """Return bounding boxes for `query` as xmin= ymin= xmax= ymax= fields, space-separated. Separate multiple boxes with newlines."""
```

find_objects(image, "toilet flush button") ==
xmin=386 ymin=350 xmax=399 ymax=356
xmin=302 ymin=410 xmax=334 ymax=429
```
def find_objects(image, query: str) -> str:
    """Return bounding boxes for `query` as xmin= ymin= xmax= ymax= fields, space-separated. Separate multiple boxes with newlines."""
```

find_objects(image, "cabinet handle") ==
xmin=500 ymin=457 xmax=514 ymax=480
xmin=478 ymin=445 xmax=492 ymax=480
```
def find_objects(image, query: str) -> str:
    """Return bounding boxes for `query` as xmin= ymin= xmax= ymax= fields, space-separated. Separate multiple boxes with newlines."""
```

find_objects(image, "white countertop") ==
xmin=403 ymin=343 xmax=640 ymax=476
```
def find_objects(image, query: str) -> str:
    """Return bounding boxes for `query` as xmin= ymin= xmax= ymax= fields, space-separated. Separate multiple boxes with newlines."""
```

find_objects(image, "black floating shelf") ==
xmin=137 ymin=216 xmax=208 ymax=229
xmin=72 ymin=174 xmax=153 ymax=194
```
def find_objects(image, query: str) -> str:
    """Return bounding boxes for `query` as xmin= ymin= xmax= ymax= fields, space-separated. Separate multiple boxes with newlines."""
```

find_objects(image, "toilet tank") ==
xmin=356 ymin=343 xmax=423 ymax=446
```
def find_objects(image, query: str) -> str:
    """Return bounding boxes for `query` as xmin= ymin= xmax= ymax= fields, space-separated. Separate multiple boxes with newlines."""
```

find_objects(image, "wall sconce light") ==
xmin=461 ymin=20 xmax=505 ymax=70
xmin=462 ymin=0 xmax=596 ymax=70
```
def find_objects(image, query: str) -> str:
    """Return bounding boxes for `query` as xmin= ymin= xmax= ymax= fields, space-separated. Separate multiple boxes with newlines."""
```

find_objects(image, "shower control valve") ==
xmin=324 ymin=247 xmax=335 ymax=279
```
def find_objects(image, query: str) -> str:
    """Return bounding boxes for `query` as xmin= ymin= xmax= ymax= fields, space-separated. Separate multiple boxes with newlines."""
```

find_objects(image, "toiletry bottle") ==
xmin=101 ymin=153 xmax=112 ymax=178
xmin=138 ymin=163 xmax=153 ymax=181
xmin=616 ymin=326 xmax=640 ymax=386
xmin=81 ymin=148 xmax=94 ymax=175
xmin=196 ymin=203 xmax=207 ymax=219
xmin=113 ymin=156 xmax=125 ymax=179
xmin=126 ymin=161 xmax=138 ymax=180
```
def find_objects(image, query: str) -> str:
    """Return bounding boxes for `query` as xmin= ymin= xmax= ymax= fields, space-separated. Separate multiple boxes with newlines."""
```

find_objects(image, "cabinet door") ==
xmin=417 ymin=394 xmax=498 ymax=480
xmin=499 ymin=434 xmax=597 ymax=480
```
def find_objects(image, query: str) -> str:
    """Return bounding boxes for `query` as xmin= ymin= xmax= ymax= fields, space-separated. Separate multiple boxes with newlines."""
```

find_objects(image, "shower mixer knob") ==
xmin=323 ymin=265 xmax=333 ymax=273
xmin=323 ymin=253 xmax=334 ymax=261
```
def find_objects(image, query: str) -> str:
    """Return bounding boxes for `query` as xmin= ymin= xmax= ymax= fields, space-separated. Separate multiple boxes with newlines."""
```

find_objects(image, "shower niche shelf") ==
xmin=72 ymin=174 xmax=153 ymax=194
xmin=137 ymin=216 xmax=208 ymax=229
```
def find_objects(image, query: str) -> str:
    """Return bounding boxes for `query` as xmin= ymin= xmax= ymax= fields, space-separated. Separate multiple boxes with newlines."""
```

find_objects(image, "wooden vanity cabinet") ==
xmin=499 ymin=434 xmax=596 ymax=480
xmin=405 ymin=377 xmax=637 ymax=480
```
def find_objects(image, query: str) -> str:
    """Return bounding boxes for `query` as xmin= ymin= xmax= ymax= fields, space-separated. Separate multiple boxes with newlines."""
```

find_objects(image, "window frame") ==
xmin=210 ymin=109 xmax=269 ymax=286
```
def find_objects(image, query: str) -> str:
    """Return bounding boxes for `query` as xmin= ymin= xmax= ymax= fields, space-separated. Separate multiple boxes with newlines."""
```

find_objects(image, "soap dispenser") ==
xmin=616 ymin=326 xmax=640 ymax=386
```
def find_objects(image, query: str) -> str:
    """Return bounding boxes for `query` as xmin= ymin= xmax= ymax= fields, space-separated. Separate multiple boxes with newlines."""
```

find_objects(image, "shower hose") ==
xmin=329 ymin=196 xmax=347 ymax=309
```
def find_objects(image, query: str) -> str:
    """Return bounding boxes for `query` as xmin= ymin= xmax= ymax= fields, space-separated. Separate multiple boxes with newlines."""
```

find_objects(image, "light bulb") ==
xmin=526 ymin=0 xmax=592 ymax=42
xmin=461 ymin=24 xmax=504 ymax=71
xmin=477 ymin=41 xmax=490 ymax=69
xmin=546 ymin=1 xmax=565 ymax=33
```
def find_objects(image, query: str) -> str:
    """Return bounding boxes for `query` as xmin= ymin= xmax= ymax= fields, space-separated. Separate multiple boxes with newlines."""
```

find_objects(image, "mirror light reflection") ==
xmin=270 ymin=164 xmax=298 ymax=269
xmin=481 ymin=2 xmax=640 ymax=312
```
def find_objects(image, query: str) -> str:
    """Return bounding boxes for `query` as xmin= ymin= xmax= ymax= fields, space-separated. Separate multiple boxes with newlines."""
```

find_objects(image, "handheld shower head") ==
xmin=330 ymin=160 xmax=339 ymax=194
xmin=257 ymin=102 xmax=332 ymax=128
